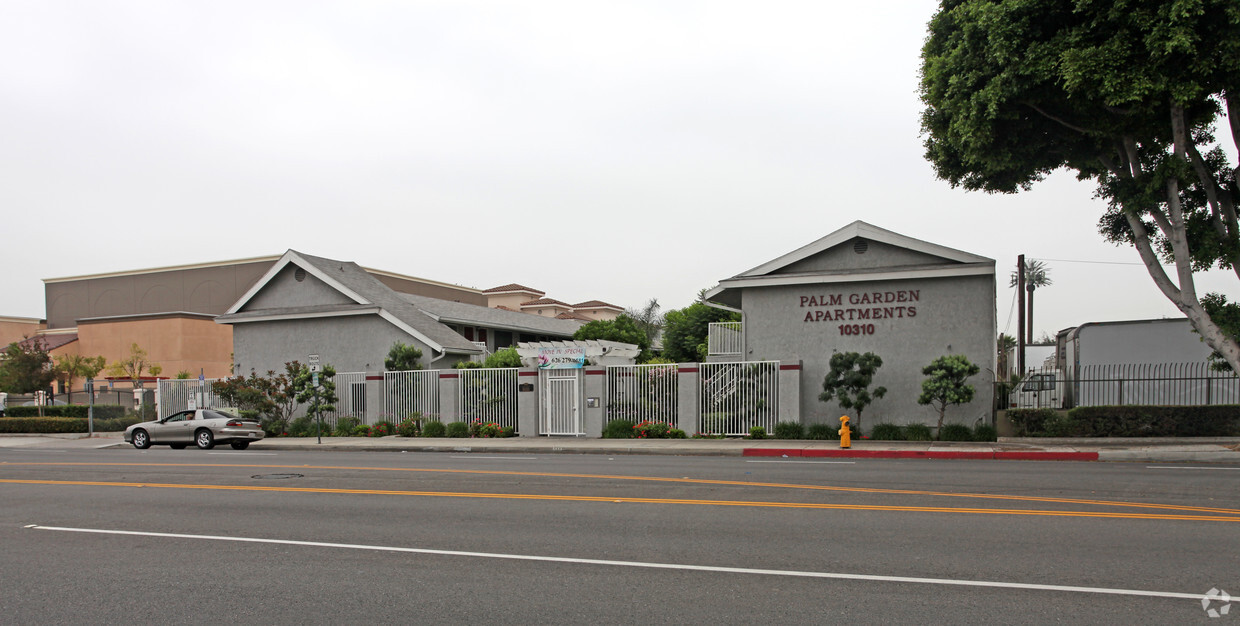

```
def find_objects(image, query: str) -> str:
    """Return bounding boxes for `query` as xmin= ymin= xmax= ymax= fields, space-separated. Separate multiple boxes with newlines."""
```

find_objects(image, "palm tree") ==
xmin=1010 ymin=259 xmax=1052 ymax=344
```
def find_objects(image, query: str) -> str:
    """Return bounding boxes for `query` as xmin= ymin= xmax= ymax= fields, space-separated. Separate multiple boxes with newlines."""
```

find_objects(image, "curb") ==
xmin=743 ymin=448 xmax=1100 ymax=461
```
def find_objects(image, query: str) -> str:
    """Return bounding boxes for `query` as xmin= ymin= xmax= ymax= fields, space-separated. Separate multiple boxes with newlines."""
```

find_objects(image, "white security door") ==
xmin=540 ymin=369 xmax=582 ymax=435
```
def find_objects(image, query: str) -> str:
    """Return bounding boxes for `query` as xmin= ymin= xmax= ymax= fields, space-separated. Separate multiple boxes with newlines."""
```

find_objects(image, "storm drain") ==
xmin=251 ymin=473 xmax=304 ymax=480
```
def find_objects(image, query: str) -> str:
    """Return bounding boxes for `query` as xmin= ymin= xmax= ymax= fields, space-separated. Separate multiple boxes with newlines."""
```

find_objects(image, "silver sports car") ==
xmin=124 ymin=409 xmax=265 ymax=450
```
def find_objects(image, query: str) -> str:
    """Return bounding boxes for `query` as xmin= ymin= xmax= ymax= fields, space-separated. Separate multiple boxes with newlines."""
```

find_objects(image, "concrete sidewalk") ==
xmin=1 ymin=432 xmax=1238 ymax=463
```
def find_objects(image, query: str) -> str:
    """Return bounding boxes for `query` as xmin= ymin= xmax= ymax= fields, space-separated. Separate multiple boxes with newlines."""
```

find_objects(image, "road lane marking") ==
xmin=5 ymin=461 xmax=1240 ymax=517
xmin=746 ymin=460 xmax=856 ymax=464
xmin=208 ymin=453 xmax=279 ymax=456
xmin=4 ymin=479 xmax=1239 ymax=522
xmin=450 ymin=456 xmax=538 ymax=460
xmin=23 ymin=524 xmax=1211 ymax=601
xmin=1147 ymin=466 xmax=1240 ymax=471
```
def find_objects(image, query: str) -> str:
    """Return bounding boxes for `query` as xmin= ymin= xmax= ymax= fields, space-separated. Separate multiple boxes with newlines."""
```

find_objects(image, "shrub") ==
xmin=668 ymin=428 xmax=687 ymax=438
xmin=748 ymin=426 xmax=767 ymax=439
xmin=5 ymin=405 xmax=127 ymax=420
xmin=938 ymin=423 xmax=974 ymax=441
xmin=973 ymin=424 xmax=998 ymax=442
xmin=869 ymin=423 xmax=904 ymax=440
xmin=634 ymin=420 xmax=672 ymax=439
xmin=334 ymin=416 xmax=361 ymax=437
xmin=370 ymin=421 xmax=396 ymax=437
xmin=421 ymin=420 xmax=446 ymax=437
xmin=1007 ymin=409 xmax=1058 ymax=436
xmin=603 ymin=419 xmax=636 ymax=439
xmin=1067 ymin=405 xmax=1240 ymax=437
xmin=469 ymin=419 xmax=504 ymax=438
xmin=806 ymin=423 xmax=838 ymax=440
xmin=773 ymin=421 xmax=804 ymax=439
xmin=903 ymin=423 xmax=933 ymax=441
xmin=0 ymin=415 xmax=143 ymax=433
xmin=445 ymin=421 xmax=469 ymax=438
xmin=287 ymin=415 xmax=327 ymax=437
xmin=352 ymin=424 xmax=372 ymax=437
xmin=396 ymin=416 xmax=421 ymax=436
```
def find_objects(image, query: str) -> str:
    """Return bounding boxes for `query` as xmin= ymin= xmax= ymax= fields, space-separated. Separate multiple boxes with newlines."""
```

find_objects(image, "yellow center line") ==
xmin=3 ymin=478 xmax=1239 ymax=522
xmin=4 ymin=461 xmax=1239 ymax=517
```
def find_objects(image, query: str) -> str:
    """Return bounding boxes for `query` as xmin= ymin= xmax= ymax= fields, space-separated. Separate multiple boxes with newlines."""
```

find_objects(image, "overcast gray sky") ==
xmin=1 ymin=1 xmax=1235 ymax=341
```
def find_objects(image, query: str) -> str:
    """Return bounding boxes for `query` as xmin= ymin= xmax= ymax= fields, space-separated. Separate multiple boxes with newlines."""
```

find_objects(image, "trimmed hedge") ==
xmin=5 ymin=405 xmax=127 ymax=420
xmin=1066 ymin=405 xmax=1240 ymax=437
xmin=0 ymin=415 xmax=142 ymax=433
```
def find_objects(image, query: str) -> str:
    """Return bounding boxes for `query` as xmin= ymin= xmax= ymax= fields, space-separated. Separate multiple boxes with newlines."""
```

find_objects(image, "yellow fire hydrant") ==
xmin=839 ymin=415 xmax=851 ymax=449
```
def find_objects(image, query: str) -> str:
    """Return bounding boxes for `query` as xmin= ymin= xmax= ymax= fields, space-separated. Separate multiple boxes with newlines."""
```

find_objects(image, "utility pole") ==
xmin=1017 ymin=254 xmax=1026 ymax=375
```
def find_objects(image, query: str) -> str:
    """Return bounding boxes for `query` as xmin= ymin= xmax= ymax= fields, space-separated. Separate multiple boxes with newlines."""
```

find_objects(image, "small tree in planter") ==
xmin=917 ymin=355 xmax=980 ymax=434
xmin=818 ymin=351 xmax=887 ymax=432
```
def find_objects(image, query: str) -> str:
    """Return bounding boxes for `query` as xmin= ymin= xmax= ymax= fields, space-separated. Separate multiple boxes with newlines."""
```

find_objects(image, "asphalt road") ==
xmin=2 ymin=446 xmax=1238 ymax=624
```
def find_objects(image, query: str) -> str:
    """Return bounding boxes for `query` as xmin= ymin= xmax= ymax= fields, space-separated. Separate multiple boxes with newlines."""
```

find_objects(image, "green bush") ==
xmin=421 ymin=420 xmax=446 ymax=437
xmin=0 ymin=415 xmax=143 ymax=433
xmin=445 ymin=421 xmax=470 ymax=438
xmin=334 ymin=416 xmax=360 ymax=437
xmin=1007 ymin=409 xmax=1058 ymax=437
xmin=1067 ymin=405 xmax=1240 ymax=437
xmin=668 ymin=428 xmax=687 ymax=438
xmin=869 ymin=423 xmax=904 ymax=440
xmin=635 ymin=420 xmax=672 ymax=438
xmin=397 ymin=416 xmax=421 ymax=437
xmin=370 ymin=421 xmax=396 ymax=437
xmin=903 ymin=423 xmax=933 ymax=441
xmin=603 ymin=419 xmax=636 ymax=439
xmin=938 ymin=423 xmax=974 ymax=441
xmin=748 ymin=426 xmax=767 ymax=439
xmin=5 ymin=405 xmax=128 ymax=420
xmin=286 ymin=415 xmax=323 ymax=437
xmin=773 ymin=421 xmax=804 ymax=439
xmin=806 ymin=423 xmax=838 ymax=440
xmin=973 ymin=424 xmax=998 ymax=442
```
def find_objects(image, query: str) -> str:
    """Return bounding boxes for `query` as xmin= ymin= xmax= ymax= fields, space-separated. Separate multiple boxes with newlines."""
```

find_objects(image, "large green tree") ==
xmin=661 ymin=296 xmax=741 ymax=363
xmin=920 ymin=0 xmax=1240 ymax=372
xmin=917 ymin=355 xmax=981 ymax=433
xmin=573 ymin=314 xmax=652 ymax=362
xmin=0 ymin=338 xmax=56 ymax=395
xmin=52 ymin=354 xmax=106 ymax=404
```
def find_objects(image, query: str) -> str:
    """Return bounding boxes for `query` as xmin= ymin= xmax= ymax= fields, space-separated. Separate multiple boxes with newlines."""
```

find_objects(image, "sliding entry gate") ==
xmin=539 ymin=369 xmax=582 ymax=435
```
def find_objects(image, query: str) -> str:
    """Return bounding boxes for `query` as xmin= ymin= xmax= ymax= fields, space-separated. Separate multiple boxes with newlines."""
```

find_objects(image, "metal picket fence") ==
xmin=1075 ymin=362 xmax=1240 ymax=407
xmin=330 ymin=371 xmax=368 ymax=423
xmin=605 ymin=364 xmax=678 ymax=425
xmin=458 ymin=368 xmax=520 ymax=432
xmin=698 ymin=361 xmax=779 ymax=436
xmin=384 ymin=370 xmax=442 ymax=421
xmin=157 ymin=378 xmax=224 ymax=418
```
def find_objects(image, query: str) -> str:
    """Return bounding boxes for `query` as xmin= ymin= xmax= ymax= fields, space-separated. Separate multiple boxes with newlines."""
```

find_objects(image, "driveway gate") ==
xmin=540 ymin=369 xmax=582 ymax=435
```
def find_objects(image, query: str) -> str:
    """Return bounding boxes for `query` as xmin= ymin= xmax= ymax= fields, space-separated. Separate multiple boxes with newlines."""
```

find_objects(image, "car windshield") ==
xmin=202 ymin=410 xmax=241 ymax=421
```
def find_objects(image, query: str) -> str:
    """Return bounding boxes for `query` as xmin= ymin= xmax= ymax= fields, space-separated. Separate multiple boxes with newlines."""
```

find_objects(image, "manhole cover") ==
xmin=251 ymin=473 xmax=303 ymax=480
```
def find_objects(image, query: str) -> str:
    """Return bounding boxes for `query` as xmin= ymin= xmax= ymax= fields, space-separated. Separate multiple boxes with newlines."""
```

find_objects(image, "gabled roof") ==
xmin=21 ymin=333 xmax=78 ymax=351
xmin=703 ymin=221 xmax=994 ymax=309
xmin=485 ymin=283 xmax=545 ymax=295
xmin=556 ymin=311 xmax=593 ymax=321
xmin=572 ymin=300 xmax=622 ymax=310
xmin=399 ymin=293 xmax=584 ymax=337
xmin=520 ymin=298 xmax=573 ymax=308
xmin=219 ymin=250 xmax=481 ymax=355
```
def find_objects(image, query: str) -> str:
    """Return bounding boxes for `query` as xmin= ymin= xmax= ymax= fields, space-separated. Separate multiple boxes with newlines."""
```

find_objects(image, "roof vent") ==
xmin=294 ymin=268 xmax=307 ymax=282
xmin=853 ymin=239 xmax=869 ymax=254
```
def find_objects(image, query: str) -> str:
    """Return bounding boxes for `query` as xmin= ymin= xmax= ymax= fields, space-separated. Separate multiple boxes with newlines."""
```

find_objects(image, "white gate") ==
xmin=540 ymin=369 xmax=582 ymax=436
xmin=157 ymin=378 xmax=223 ymax=418
xmin=330 ymin=372 xmax=367 ymax=423
xmin=698 ymin=361 xmax=779 ymax=436
xmin=606 ymin=364 xmax=678 ymax=425
xmin=459 ymin=368 xmax=520 ymax=432
xmin=384 ymin=370 xmax=441 ymax=420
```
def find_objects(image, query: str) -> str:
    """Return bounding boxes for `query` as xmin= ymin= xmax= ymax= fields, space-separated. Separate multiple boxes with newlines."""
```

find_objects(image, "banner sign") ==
xmin=537 ymin=347 xmax=586 ymax=369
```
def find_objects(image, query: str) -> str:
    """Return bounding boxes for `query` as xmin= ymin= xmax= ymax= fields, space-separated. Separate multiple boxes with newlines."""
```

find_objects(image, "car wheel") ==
xmin=131 ymin=429 xmax=151 ymax=450
xmin=230 ymin=441 xmax=250 ymax=450
xmin=195 ymin=428 xmax=215 ymax=450
xmin=169 ymin=443 xmax=187 ymax=450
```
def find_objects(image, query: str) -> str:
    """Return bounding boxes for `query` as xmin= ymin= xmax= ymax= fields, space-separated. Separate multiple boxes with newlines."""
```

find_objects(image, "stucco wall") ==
xmin=740 ymin=274 xmax=996 ymax=430
xmin=774 ymin=239 xmax=952 ymax=275
xmin=78 ymin=316 xmax=234 ymax=380
xmin=241 ymin=265 xmax=354 ymax=311
xmin=44 ymin=260 xmax=273 ymax=330
xmin=231 ymin=315 xmax=434 ymax=377
xmin=0 ymin=318 xmax=44 ymax=347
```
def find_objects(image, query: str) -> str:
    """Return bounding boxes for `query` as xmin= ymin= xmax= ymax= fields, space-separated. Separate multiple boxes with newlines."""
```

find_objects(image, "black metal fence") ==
xmin=1000 ymin=362 xmax=1240 ymax=410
